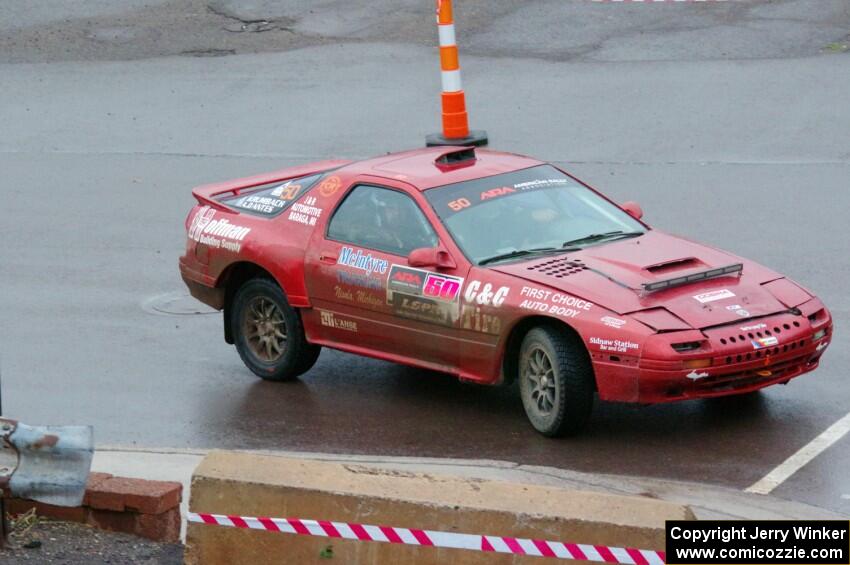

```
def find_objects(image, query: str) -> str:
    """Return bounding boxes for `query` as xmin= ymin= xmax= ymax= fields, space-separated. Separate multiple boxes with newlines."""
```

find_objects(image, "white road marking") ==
xmin=841 ymin=494 xmax=850 ymax=500
xmin=746 ymin=412 xmax=850 ymax=495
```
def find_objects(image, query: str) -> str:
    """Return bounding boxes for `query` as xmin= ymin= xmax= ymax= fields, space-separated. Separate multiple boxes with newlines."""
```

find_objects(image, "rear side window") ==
xmin=219 ymin=173 xmax=323 ymax=217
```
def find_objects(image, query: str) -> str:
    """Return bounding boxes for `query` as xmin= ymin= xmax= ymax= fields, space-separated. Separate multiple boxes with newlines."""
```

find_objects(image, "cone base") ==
xmin=426 ymin=130 xmax=489 ymax=147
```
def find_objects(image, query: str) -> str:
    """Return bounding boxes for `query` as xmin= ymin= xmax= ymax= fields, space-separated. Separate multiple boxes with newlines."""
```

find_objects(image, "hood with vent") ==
xmin=491 ymin=230 xmax=802 ymax=330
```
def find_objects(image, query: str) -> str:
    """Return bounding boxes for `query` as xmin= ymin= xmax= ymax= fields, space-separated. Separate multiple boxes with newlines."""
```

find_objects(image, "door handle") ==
xmin=319 ymin=252 xmax=338 ymax=264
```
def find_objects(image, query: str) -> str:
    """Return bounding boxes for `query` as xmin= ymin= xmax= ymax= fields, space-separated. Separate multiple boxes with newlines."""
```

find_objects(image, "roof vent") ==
xmin=435 ymin=147 xmax=476 ymax=166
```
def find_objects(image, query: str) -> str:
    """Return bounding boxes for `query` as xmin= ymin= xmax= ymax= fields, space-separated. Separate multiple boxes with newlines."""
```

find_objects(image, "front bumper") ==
xmin=635 ymin=306 xmax=832 ymax=403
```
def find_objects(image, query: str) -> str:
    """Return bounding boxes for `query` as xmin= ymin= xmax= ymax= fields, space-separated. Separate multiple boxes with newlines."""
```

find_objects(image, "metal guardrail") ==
xmin=0 ymin=418 xmax=93 ymax=547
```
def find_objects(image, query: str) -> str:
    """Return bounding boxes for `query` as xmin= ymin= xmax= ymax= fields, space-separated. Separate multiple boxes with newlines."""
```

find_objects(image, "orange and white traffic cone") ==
xmin=426 ymin=0 xmax=488 ymax=147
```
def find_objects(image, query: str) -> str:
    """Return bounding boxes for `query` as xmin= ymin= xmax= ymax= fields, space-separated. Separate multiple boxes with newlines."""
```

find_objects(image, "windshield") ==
xmin=425 ymin=165 xmax=645 ymax=265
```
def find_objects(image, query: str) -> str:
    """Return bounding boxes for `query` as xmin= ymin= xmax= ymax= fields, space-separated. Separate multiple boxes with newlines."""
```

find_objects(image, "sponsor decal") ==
xmin=386 ymin=264 xmax=463 ymax=326
xmin=460 ymin=305 xmax=502 ymax=335
xmin=338 ymin=246 xmax=389 ymax=275
xmin=726 ymin=304 xmax=750 ymax=318
xmin=319 ymin=310 xmax=357 ymax=332
xmin=442 ymin=178 xmax=571 ymax=214
xmin=424 ymin=273 xmax=462 ymax=301
xmin=188 ymin=206 xmax=251 ymax=252
xmin=740 ymin=323 xmax=767 ymax=331
xmin=693 ymin=289 xmax=735 ymax=303
xmin=188 ymin=206 xmax=216 ymax=239
xmin=589 ymin=336 xmax=639 ymax=353
xmin=389 ymin=266 xmax=426 ymax=294
xmin=513 ymin=178 xmax=570 ymax=191
xmin=336 ymin=270 xmax=383 ymax=290
xmin=816 ymin=341 xmax=829 ymax=352
xmin=234 ymin=195 xmax=287 ymax=214
xmin=751 ymin=336 xmax=779 ymax=349
xmin=389 ymin=295 xmax=455 ymax=326
xmin=355 ymin=290 xmax=383 ymax=307
xmin=387 ymin=266 xmax=461 ymax=303
xmin=271 ymin=180 xmax=302 ymax=199
xmin=464 ymin=281 xmax=509 ymax=307
xmin=334 ymin=286 xmax=354 ymax=301
xmin=519 ymin=286 xmax=593 ymax=319
xmin=686 ymin=370 xmax=709 ymax=381
xmin=334 ymin=285 xmax=384 ymax=307
xmin=318 ymin=175 xmax=342 ymax=197
xmin=287 ymin=195 xmax=322 ymax=226
xmin=480 ymin=186 xmax=515 ymax=200
xmin=601 ymin=316 xmax=626 ymax=329
xmin=224 ymin=175 xmax=321 ymax=216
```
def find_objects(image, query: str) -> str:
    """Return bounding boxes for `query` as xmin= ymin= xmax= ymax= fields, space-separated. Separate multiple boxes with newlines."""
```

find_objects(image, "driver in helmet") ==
xmin=372 ymin=190 xmax=433 ymax=255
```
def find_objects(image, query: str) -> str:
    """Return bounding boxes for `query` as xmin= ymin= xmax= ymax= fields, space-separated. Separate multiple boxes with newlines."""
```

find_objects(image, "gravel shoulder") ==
xmin=0 ymin=514 xmax=182 ymax=565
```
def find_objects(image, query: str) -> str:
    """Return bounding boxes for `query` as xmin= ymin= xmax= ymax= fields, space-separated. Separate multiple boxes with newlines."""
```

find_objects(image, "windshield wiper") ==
xmin=478 ymin=246 xmax=576 ymax=266
xmin=562 ymin=230 xmax=644 ymax=248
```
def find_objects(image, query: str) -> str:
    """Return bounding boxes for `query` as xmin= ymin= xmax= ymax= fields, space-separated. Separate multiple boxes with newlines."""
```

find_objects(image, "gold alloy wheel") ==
xmin=524 ymin=346 xmax=557 ymax=416
xmin=242 ymin=296 xmax=287 ymax=362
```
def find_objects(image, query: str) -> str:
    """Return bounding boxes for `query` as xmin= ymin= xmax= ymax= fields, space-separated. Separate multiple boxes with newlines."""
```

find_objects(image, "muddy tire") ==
xmin=518 ymin=326 xmax=594 ymax=437
xmin=230 ymin=278 xmax=320 ymax=381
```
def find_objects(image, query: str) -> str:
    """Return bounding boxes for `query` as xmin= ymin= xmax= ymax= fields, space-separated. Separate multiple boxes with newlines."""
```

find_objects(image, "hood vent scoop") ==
xmin=527 ymin=257 xmax=588 ymax=279
xmin=646 ymin=257 xmax=700 ymax=274
xmin=643 ymin=263 xmax=743 ymax=293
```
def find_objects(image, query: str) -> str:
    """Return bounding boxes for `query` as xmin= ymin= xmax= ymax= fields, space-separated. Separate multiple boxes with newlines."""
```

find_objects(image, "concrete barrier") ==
xmin=186 ymin=451 xmax=694 ymax=564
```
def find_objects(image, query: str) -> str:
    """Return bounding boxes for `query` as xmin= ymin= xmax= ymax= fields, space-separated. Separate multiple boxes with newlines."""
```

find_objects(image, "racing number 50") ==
xmin=448 ymin=197 xmax=471 ymax=212
xmin=424 ymin=275 xmax=460 ymax=300
xmin=278 ymin=184 xmax=301 ymax=201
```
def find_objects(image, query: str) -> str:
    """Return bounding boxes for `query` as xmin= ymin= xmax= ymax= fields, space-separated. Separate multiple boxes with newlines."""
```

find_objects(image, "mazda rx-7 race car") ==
xmin=179 ymin=146 xmax=832 ymax=436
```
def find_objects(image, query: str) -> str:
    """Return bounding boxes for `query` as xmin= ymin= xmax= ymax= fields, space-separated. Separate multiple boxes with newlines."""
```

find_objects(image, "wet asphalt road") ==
xmin=1 ymin=0 xmax=848 ymax=517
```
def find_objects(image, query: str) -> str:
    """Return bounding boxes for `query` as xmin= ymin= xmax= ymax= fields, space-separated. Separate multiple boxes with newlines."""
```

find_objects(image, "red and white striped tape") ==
xmin=188 ymin=512 xmax=666 ymax=563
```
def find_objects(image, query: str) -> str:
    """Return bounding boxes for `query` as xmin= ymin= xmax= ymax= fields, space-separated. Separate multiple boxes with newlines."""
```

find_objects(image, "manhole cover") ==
xmin=142 ymin=291 xmax=218 ymax=316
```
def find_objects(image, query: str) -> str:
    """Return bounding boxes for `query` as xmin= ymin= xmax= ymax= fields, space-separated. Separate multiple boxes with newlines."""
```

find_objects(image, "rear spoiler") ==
xmin=641 ymin=263 xmax=743 ymax=294
xmin=191 ymin=159 xmax=352 ymax=210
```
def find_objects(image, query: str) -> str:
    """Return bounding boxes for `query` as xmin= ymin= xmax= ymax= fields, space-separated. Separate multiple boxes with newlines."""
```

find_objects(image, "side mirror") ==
xmin=408 ymin=246 xmax=457 ymax=270
xmin=621 ymin=201 xmax=643 ymax=220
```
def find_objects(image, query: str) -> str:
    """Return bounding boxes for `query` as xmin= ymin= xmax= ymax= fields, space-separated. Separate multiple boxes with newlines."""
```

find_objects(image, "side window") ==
xmin=327 ymin=185 xmax=438 ymax=256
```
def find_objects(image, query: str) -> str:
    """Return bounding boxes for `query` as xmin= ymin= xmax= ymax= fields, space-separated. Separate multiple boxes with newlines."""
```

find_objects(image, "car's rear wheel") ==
xmin=231 ymin=278 xmax=320 ymax=381
xmin=518 ymin=326 xmax=594 ymax=437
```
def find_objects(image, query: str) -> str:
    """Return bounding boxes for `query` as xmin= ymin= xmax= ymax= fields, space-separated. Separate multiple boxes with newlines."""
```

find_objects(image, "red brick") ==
xmin=7 ymin=498 xmax=86 ymax=523
xmin=86 ymin=482 xmax=125 ymax=512
xmin=36 ymin=502 xmax=87 ymax=523
xmin=81 ymin=472 xmax=113 ymax=506
xmin=85 ymin=507 xmax=133 ymax=534
xmin=87 ymin=477 xmax=181 ymax=514
xmin=6 ymin=498 xmax=36 ymax=516
xmin=86 ymin=506 xmax=181 ymax=543
xmin=122 ymin=480 xmax=182 ymax=514
xmin=136 ymin=507 xmax=181 ymax=542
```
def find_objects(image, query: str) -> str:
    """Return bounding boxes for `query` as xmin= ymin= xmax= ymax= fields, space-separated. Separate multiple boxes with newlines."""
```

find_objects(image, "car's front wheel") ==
xmin=518 ymin=326 xmax=594 ymax=437
xmin=231 ymin=278 xmax=320 ymax=381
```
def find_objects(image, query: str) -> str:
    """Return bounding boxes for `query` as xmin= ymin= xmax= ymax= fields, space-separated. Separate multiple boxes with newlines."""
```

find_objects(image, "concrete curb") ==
xmin=92 ymin=445 xmax=846 ymax=522
xmin=7 ymin=472 xmax=183 ymax=543
xmin=185 ymin=450 xmax=695 ymax=564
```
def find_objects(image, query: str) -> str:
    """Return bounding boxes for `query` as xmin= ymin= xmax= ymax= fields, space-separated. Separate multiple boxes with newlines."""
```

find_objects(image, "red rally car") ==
xmin=179 ymin=146 xmax=832 ymax=436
